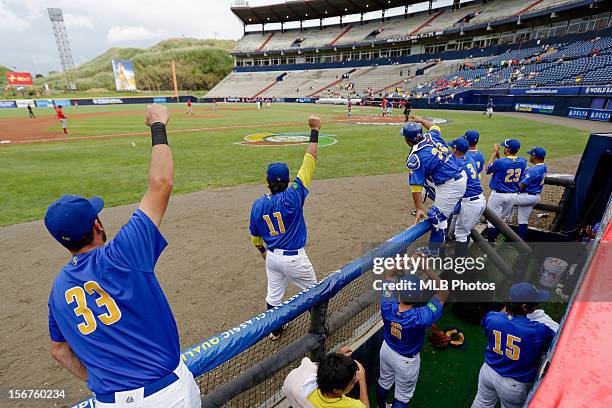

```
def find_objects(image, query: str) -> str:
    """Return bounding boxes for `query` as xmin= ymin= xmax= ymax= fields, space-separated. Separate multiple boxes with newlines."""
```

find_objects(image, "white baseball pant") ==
xmin=94 ymin=361 xmax=201 ymax=408
xmin=486 ymin=107 xmax=493 ymax=115
xmin=378 ymin=340 xmax=421 ymax=403
xmin=471 ymin=363 xmax=530 ymax=408
xmin=60 ymin=119 xmax=68 ymax=129
xmin=455 ymin=194 xmax=486 ymax=242
xmin=486 ymin=191 xmax=516 ymax=227
xmin=433 ymin=171 xmax=468 ymax=227
xmin=266 ymin=248 xmax=317 ymax=307
xmin=514 ymin=193 xmax=540 ymax=224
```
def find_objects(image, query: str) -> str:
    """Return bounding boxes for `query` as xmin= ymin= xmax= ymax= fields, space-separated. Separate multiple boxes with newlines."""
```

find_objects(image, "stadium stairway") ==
xmin=256 ymin=32 xmax=275 ymax=52
xmin=327 ymin=26 xmax=353 ymax=47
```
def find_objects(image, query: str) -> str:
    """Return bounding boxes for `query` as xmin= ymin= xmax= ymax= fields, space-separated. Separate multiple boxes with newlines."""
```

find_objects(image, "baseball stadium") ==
xmin=1 ymin=1 xmax=612 ymax=408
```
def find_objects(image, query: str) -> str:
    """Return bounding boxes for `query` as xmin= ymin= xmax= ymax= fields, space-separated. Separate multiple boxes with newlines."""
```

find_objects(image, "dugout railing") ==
xmin=69 ymin=174 xmax=574 ymax=408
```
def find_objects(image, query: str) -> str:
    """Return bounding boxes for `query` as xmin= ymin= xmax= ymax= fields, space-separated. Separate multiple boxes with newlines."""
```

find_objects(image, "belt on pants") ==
xmin=268 ymin=248 xmax=301 ymax=256
xmin=95 ymin=371 xmax=179 ymax=403
xmin=435 ymin=172 xmax=463 ymax=186
xmin=527 ymin=192 xmax=539 ymax=196
xmin=464 ymin=194 xmax=483 ymax=201
xmin=492 ymin=190 xmax=516 ymax=194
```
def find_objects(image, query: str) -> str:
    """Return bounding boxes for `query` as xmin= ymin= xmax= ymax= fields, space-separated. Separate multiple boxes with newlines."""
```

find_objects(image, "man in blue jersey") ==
xmin=514 ymin=147 xmax=548 ymax=240
xmin=471 ymin=283 xmax=555 ymax=408
xmin=463 ymin=130 xmax=485 ymax=174
xmin=483 ymin=98 xmax=494 ymax=118
xmin=45 ymin=104 xmax=201 ymax=407
xmin=376 ymin=265 xmax=449 ymax=407
xmin=485 ymin=139 xmax=527 ymax=242
xmin=402 ymin=116 xmax=467 ymax=256
xmin=250 ymin=116 xmax=321 ymax=340
xmin=449 ymin=138 xmax=486 ymax=258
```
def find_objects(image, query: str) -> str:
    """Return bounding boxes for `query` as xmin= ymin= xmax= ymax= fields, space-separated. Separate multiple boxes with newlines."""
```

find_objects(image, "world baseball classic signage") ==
xmin=5 ymin=71 xmax=33 ymax=86
xmin=581 ymin=86 xmax=612 ymax=95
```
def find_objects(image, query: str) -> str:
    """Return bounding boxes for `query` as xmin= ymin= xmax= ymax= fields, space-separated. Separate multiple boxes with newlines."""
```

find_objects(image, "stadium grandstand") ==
xmin=207 ymin=0 xmax=612 ymax=107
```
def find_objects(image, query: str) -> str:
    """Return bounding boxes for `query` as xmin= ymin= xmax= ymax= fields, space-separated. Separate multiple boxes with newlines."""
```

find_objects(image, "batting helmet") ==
xmin=401 ymin=122 xmax=424 ymax=142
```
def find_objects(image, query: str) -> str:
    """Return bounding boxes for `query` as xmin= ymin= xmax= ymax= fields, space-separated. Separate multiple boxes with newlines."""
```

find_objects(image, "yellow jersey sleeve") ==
xmin=251 ymin=235 xmax=263 ymax=247
xmin=296 ymin=153 xmax=316 ymax=188
xmin=411 ymin=185 xmax=423 ymax=193
xmin=429 ymin=125 xmax=441 ymax=132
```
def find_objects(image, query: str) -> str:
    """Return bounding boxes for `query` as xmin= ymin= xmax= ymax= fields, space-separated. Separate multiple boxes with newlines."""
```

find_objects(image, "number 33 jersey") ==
xmin=482 ymin=312 xmax=555 ymax=383
xmin=47 ymin=209 xmax=180 ymax=395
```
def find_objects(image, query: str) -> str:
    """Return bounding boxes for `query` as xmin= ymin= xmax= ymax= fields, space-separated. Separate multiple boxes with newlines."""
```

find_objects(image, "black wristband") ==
xmin=258 ymin=246 xmax=267 ymax=254
xmin=151 ymin=123 xmax=168 ymax=146
xmin=309 ymin=129 xmax=319 ymax=143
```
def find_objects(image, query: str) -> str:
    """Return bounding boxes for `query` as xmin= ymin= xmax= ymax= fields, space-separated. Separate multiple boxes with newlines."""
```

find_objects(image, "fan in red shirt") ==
xmin=55 ymin=105 xmax=68 ymax=135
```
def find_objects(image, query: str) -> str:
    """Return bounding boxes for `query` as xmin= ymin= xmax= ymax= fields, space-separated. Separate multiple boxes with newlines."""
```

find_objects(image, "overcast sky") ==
xmin=1 ymin=0 xmax=451 ymax=75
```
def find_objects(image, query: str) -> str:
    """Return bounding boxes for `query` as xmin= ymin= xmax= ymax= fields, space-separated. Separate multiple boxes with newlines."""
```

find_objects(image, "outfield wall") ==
xmin=0 ymin=95 xmax=196 ymax=109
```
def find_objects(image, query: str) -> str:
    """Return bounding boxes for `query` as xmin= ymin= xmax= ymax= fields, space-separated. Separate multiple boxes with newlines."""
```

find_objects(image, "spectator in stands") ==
xmin=593 ymin=47 xmax=600 ymax=57
xmin=283 ymin=348 xmax=370 ymax=408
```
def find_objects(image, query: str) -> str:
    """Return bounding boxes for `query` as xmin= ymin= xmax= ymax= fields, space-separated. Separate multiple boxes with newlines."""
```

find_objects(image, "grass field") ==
xmin=0 ymin=102 xmax=590 ymax=226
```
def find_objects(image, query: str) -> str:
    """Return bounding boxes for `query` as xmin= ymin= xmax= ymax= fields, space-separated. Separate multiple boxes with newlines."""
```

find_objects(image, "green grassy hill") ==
xmin=0 ymin=65 xmax=10 ymax=87
xmin=34 ymin=38 xmax=235 ymax=93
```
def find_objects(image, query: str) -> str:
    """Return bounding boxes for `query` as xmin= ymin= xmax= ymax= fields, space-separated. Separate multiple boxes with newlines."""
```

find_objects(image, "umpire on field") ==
xmin=45 ymin=105 xmax=201 ymax=408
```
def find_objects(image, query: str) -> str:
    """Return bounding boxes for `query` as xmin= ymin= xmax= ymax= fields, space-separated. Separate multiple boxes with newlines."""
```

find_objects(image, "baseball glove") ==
xmin=445 ymin=328 xmax=466 ymax=348
xmin=428 ymin=327 xmax=451 ymax=349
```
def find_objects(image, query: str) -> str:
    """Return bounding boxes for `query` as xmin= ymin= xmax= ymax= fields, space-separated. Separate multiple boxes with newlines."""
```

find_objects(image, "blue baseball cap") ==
xmin=449 ymin=138 xmax=469 ymax=153
xmin=527 ymin=147 xmax=546 ymax=159
xmin=398 ymin=274 xmax=423 ymax=303
xmin=463 ymin=130 xmax=480 ymax=143
xmin=44 ymin=195 xmax=104 ymax=246
xmin=509 ymin=283 xmax=550 ymax=303
xmin=400 ymin=122 xmax=424 ymax=142
xmin=500 ymin=138 xmax=521 ymax=153
xmin=266 ymin=162 xmax=290 ymax=182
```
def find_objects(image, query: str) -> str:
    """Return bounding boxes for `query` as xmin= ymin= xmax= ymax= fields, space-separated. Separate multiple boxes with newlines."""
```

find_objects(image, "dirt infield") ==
xmin=0 ymin=153 xmax=580 ymax=407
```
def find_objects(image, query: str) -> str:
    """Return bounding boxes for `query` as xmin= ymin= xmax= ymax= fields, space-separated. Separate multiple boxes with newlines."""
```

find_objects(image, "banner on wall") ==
xmin=5 ymin=71 xmax=33 ymax=86
xmin=509 ymin=87 xmax=580 ymax=96
xmin=514 ymin=103 xmax=555 ymax=114
xmin=589 ymin=109 xmax=612 ymax=122
xmin=111 ymin=59 xmax=137 ymax=91
xmin=0 ymin=100 xmax=16 ymax=108
xmin=567 ymin=107 xmax=590 ymax=119
xmin=581 ymin=86 xmax=612 ymax=95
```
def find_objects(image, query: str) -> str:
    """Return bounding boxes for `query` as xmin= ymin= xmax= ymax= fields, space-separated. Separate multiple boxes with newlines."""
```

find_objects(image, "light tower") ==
xmin=47 ymin=8 xmax=76 ymax=89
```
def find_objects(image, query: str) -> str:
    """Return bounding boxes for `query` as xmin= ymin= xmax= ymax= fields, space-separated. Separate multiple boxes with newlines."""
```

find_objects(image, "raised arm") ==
xmin=139 ymin=104 xmax=174 ymax=227
xmin=419 ymin=255 xmax=449 ymax=304
xmin=295 ymin=116 xmax=320 ymax=188
xmin=409 ymin=115 xmax=434 ymax=131
xmin=486 ymin=144 xmax=501 ymax=174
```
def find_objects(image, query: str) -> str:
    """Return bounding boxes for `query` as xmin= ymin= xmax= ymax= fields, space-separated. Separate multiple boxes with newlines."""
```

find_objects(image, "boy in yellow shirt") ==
xmin=307 ymin=353 xmax=370 ymax=408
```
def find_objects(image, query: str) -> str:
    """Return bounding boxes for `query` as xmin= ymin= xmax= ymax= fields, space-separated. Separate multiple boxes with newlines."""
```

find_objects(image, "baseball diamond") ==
xmin=1 ymin=1 xmax=612 ymax=408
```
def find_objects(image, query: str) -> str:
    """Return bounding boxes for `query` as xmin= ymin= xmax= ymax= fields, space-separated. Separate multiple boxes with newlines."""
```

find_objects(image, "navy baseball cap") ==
xmin=449 ymin=138 xmax=469 ymax=153
xmin=398 ymin=274 xmax=423 ymax=303
xmin=527 ymin=147 xmax=546 ymax=159
xmin=400 ymin=122 xmax=423 ymax=142
xmin=500 ymin=138 xmax=521 ymax=153
xmin=44 ymin=195 xmax=104 ymax=246
xmin=463 ymin=130 xmax=480 ymax=143
xmin=266 ymin=162 xmax=290 ymax=182
xmin=508 ymin=283 xmax=550 ymax=303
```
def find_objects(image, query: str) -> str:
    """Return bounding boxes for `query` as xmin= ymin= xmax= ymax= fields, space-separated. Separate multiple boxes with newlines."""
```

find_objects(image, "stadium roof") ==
xmin=231 ymin=0 xmax=429 ymax=26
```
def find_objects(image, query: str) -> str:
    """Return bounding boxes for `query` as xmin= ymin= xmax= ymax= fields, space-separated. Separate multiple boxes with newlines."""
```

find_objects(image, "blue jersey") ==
xmin=48 ymin=210 xmax=180 ymax=395
xmin=483 ymin=312 xmax=555 ymax=383
xmin=465 ymin=149 xmax=485 ymax=174
xmin=460 ymin=156 xmax=483 ymax=197
xmin=407 ymin=127 xmax=462 ymax=186
xmin=250 ymin=177 xmax=309 ymax=251
xmin=521 ymin=163 xmax=547 ymax=194
xmin=487 ymin=156 xmax=528 ymax=193
xmin=380 ymin=287 xmax=443 ymax=356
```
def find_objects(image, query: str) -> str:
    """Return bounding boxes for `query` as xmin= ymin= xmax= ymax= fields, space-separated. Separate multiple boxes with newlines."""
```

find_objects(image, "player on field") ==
xmin=403 ymin=99 xmax=412 ymax=122
xmin=484 ymin=98 xmax=494 ymax=118
xmin=212 ymin=99 xmax=218 ymax=110
xmin=514 ymin=147 xmax=548 ymax=240
xmin=402 ymin=116 xmax=467 ymax=256
xmin=55 ymin=105 xmax=68 ymax=135
xmin=27 ymin=103 xmax=36 ymax=118
xmin=45 ymin=104 xmax=201 ymax=408
xmin=347 ymin=100 xmax=352 ymax=117
xmin=381 ymin=98 xmax=388 ymax=117
xmin=471 ymin=283 xmax=555 ymax=408
xmin=377 ymin=266 xmax=449 ymax=407
xmin=449 ymin=138 xmax=486 ymax=258
xmin=186 ymin=99 xmax=193 ymax=116
xmin=463 ymin=130 xmax=485 ymax=174
xmin=485 ymin=139 xmax=527 ymax=242
xmin=249 ymin=116 xmax=322 ymax=340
